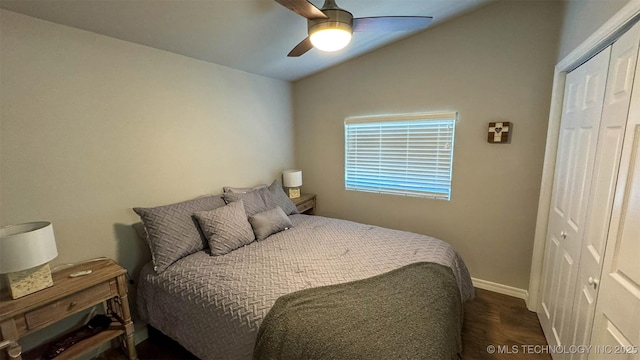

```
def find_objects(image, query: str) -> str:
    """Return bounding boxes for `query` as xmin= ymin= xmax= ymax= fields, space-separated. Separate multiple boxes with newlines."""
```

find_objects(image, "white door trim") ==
xmin=527 ymin=0 xmax=640 ymax=312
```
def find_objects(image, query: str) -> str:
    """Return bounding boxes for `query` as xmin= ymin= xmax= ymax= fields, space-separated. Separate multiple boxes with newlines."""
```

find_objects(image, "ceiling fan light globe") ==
xmin=310 ymin=28 xmax=352 ymax=52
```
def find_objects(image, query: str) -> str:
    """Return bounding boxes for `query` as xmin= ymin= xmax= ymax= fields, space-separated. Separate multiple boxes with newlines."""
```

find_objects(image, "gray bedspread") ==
xmin=137 ymin=214 xmax=474 ymax=360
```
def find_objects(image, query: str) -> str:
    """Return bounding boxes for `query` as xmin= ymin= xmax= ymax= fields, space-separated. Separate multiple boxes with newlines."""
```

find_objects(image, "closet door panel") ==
xmin=568 ymin=287 xmax=596 ymax=360
xmin=539 ymin=47 xmax=611 ymax=353
xmin=541 ymin=235 xmax=561 ymax=320
xmin=568 ymin=23 xmax=640 ymax=360
xmin=591 ymin=25 xmax=640 ymax=344
xmin=590 ymin=126 xmax=640 ymax=360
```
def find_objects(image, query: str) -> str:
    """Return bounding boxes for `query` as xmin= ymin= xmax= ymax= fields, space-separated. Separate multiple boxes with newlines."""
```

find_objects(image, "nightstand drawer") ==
xmin=292 ymin=194 xmax=316 ymax=215
xmin=24 ymin=282 xmax=112 ymax=330
xmin=297 ymin=199 xmax=315 ymax=213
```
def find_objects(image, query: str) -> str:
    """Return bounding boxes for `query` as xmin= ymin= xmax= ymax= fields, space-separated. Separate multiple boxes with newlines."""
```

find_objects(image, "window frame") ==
xmin=344 ymin=111 xmax=457 ymax=200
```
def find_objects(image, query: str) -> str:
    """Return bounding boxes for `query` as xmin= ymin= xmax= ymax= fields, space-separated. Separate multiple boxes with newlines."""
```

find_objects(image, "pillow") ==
xmin=223 ymin=184 xmax=267 ymax=193
xmin=248 ymin=206 xmax=293 ymax=241
xmin=193 ymin=200 xmax=255 ymax=256
xmin=266 ymin=180 xmax=299 ymax=215
xmin=133 ymin=195 xmax=226 ymax=273
xmin=223 ymin=187 xmax=270 ymax=216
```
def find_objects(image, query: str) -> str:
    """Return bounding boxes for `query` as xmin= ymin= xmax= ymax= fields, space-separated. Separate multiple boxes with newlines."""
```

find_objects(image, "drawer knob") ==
xmin=68 ymin=301 xmax=77 ymax=310
xmin=8 ymin=344 xmax=22 ymax=359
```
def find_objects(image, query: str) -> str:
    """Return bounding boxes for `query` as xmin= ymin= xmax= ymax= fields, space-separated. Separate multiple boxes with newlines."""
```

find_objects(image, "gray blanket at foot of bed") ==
xmin=253 ymin=262 xmax=463 ymax=360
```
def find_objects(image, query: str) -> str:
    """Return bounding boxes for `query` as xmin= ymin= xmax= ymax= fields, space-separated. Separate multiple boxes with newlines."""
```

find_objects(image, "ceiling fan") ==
xmin=275 ymin=0 xmax=433 ymax=57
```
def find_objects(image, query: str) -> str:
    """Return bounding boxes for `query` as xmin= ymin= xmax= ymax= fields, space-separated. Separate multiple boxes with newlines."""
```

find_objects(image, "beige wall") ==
xmin=293 ymin=0 xmax=563 ymax=290
xmin=0 ymin=10 xmax=294 ymax=280
xmin=557 ymin=0 xmax=632 ymax=61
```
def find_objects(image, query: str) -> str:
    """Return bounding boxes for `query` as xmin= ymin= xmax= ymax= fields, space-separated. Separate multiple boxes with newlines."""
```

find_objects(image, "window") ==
xmin=344 ymin=112 xmax=456 ymax=200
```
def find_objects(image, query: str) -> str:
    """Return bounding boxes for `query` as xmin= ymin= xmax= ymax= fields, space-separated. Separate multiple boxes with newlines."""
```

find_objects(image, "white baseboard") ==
xmin=471 ymin=277 xmax=530 ymax=308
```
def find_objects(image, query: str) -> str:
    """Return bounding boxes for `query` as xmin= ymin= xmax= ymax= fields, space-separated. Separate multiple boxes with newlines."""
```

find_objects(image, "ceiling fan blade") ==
xmin=353 ymin=16 xmax=433 ymax=32
xmin=288 ymin=37 xmax=313 ymax=57
xmin=275 ymin=0 xmax=328 ymax=20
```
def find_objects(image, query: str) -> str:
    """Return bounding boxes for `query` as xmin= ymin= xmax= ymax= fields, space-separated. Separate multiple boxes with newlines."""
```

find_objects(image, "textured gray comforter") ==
xmin=137 ymin=214 xmax=474 ymax=360
xmin=254 ymin=262 xmax=463 ymax=360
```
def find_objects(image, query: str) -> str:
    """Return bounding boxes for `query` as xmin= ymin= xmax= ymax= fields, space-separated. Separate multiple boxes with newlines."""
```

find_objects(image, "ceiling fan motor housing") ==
xmin=308 ymin=8 xmax=354 ymax=36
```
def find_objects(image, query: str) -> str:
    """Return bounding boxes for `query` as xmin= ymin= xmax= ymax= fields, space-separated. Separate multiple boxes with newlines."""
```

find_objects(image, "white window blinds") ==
xmin=344 ymin=112 xmax=456 ymax=200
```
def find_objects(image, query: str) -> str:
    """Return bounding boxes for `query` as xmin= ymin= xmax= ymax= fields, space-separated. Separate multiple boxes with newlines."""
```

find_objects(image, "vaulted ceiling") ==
xmin=0 ymin=0 xmax=494 ymax=81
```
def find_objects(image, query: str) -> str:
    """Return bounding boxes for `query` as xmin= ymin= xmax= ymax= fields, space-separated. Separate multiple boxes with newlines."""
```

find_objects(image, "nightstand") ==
xmin=0 ymin=258 xmax=136 ymax=360
xmin=292 ymin=193 xmax=316 ymax=215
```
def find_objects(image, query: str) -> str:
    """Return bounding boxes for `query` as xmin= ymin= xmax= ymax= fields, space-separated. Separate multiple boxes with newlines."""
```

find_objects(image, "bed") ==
xmin=134 ymin=185 xmax=474 ymax=360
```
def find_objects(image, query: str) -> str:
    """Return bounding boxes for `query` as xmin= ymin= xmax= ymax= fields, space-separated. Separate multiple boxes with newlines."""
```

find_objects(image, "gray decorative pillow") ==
xmin=267 ymin=180 xmax=299 ymax=215
xmin=248 ymin=206 xmax=293 ymax=241
xmin=223 ymin=184 xmax=267 ymax=193
xmin=193 ymin=200 xmax=255 ymax=256
xmin=223 ymin=187 xmax=270 ymax=216
xmin=134 ymin=195 xmax=226 ymax=273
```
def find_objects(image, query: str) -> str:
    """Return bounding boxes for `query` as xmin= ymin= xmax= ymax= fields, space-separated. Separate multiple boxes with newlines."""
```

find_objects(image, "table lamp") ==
xmin=283 ymin=170 xmax=302 ymax=198
xmin=0 ymin=222 xmax=58 ymax=299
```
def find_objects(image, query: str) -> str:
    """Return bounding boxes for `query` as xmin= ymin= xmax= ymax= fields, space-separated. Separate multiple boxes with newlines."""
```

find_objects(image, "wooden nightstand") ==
xmin=292 ymin=193 xmax=316 ymax=215
xmin=0 ymin=259 xmax=136 ymax=360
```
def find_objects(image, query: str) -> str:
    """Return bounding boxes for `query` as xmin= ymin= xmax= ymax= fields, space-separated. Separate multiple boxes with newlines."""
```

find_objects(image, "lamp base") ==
xmin=6 ymin=263 xmax=54 ymax=299
xmin=286 ymin=187 xmax=301 ymax=199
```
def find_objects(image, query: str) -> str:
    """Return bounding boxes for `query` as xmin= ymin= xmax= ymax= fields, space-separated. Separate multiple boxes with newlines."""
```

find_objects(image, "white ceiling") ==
xmin=0 ymin=0 xmax=493 ymax=81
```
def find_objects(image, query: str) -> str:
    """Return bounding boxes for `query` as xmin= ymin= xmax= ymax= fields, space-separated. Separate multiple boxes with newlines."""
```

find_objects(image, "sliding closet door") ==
xmin=538 ymin=47 xmax=611 ymax=351
xmin=567 ymin=23 xmax=640 ymax=360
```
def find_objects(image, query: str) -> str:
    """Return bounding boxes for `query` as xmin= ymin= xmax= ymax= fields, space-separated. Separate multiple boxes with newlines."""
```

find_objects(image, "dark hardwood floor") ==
xmin=461 ymin=288 xmax=551 ymax=360
xmin=117 ymin=288 xmax=551 ymax=359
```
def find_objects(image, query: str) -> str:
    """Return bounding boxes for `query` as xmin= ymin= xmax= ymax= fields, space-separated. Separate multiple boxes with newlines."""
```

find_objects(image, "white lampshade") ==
xmin=283 ymin=170 xmax=303 ymax=188
xmin=0 ymin=221 xmax=58 ymax=274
